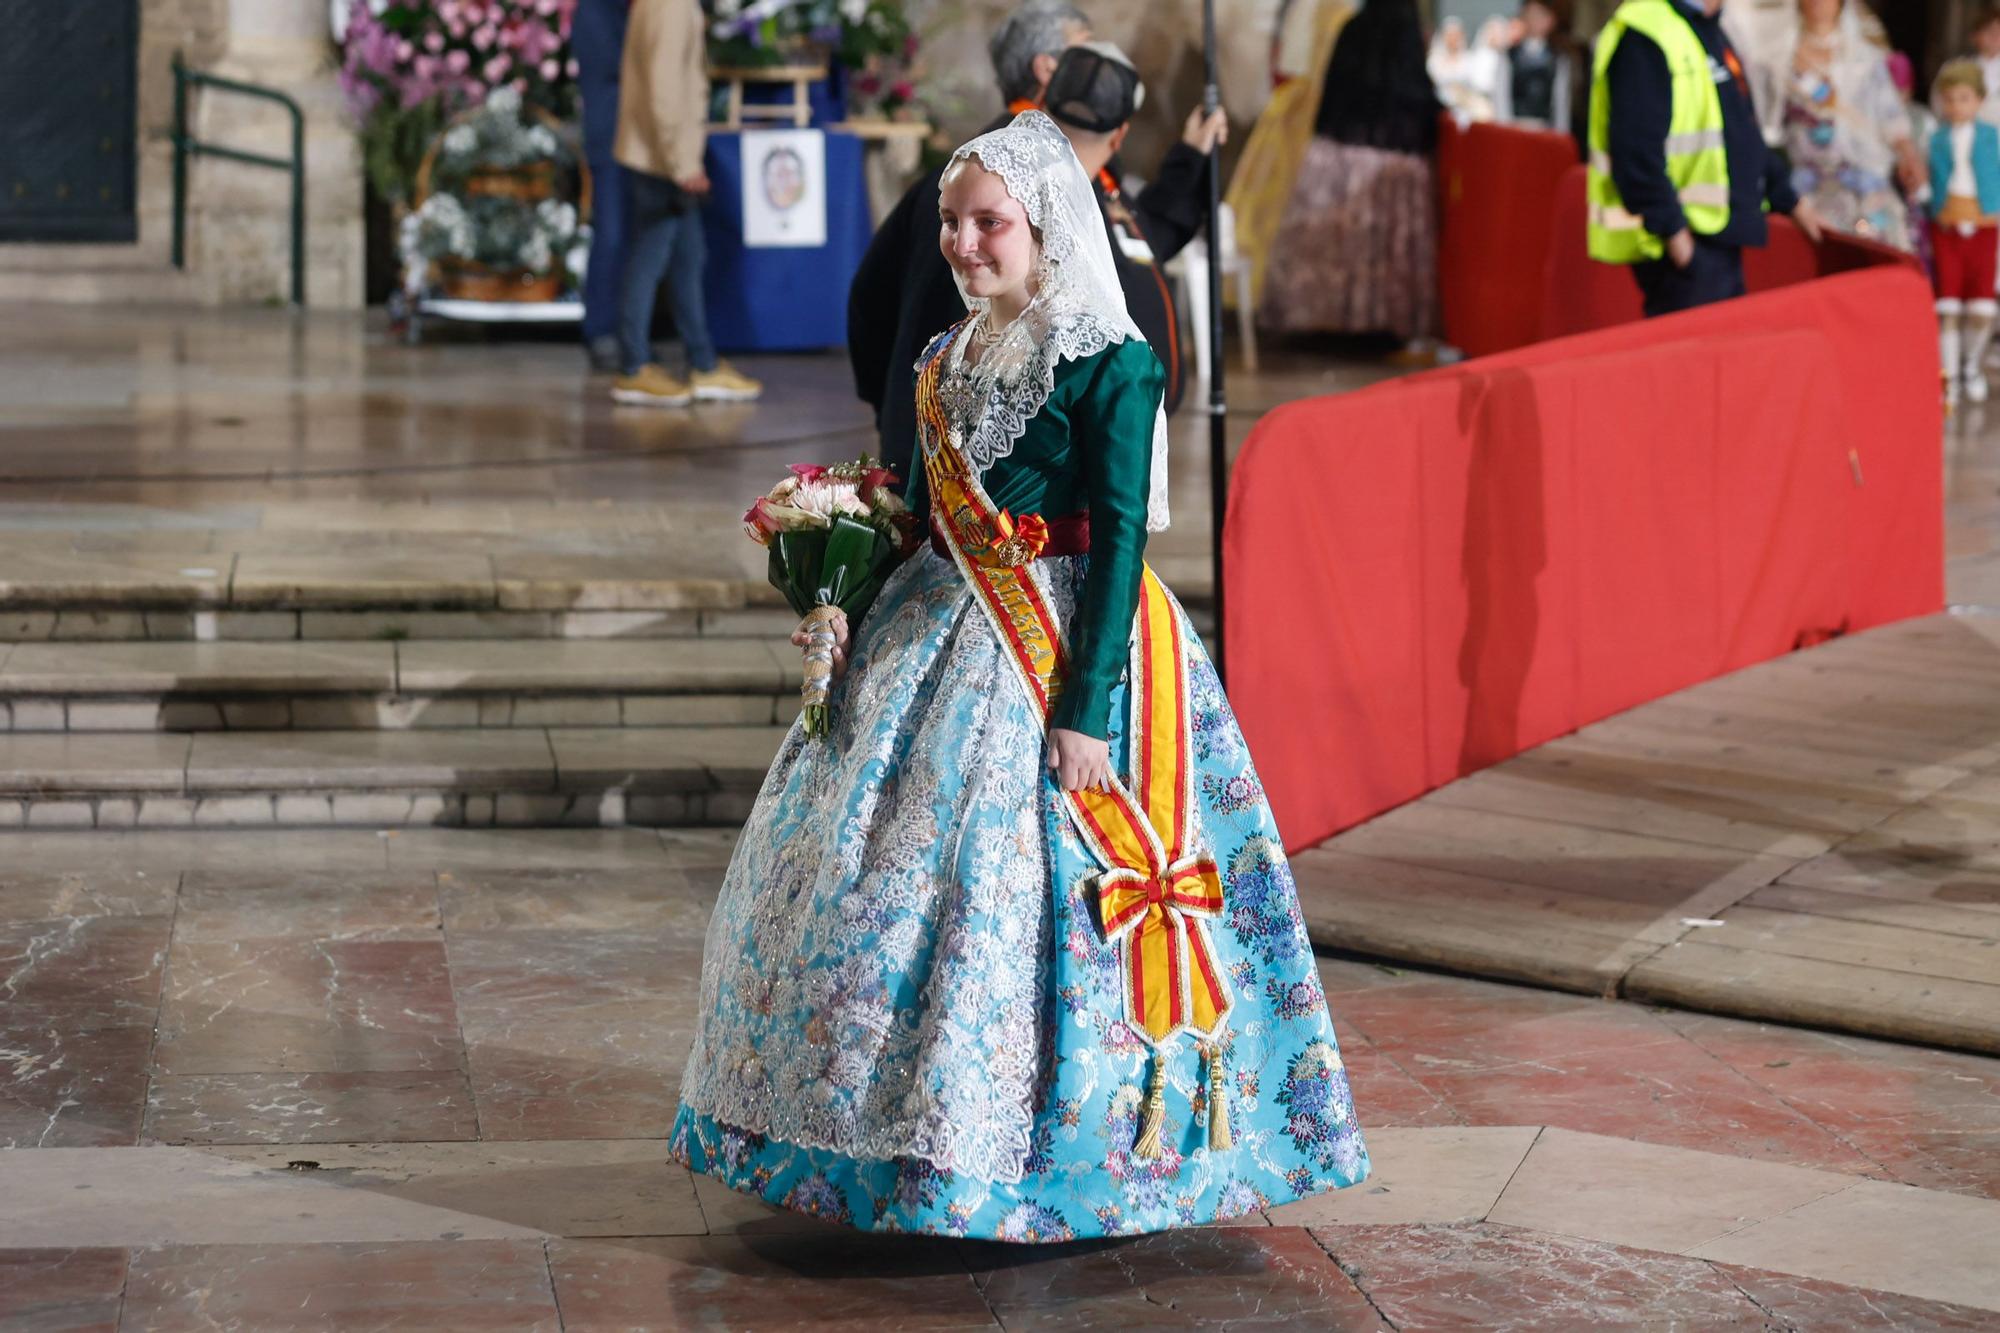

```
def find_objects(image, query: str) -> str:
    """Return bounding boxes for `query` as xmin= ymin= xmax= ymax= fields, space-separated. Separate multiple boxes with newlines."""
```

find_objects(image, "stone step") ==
xmin=0 ymin=546 xmax=1214 ymax=641
xmin=0 ymin=640 xmax=806 ymax=731
xmin=0 ymin=727 xmax=788 ymax=830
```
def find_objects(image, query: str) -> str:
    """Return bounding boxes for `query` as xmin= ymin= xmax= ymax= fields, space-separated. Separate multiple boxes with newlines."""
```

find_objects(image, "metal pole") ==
xmin=1201 ymin=0 xmax=1228 ymax=684
xmin=289 ymin=100 xmax=305 ymax=307
xmin=171 ymin=52 xmax=187 ymax=270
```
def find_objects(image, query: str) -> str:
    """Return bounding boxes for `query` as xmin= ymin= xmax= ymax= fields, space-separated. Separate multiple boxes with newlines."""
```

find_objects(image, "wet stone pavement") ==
xmin=2 ymin=829 xmax=1997 ymax=1330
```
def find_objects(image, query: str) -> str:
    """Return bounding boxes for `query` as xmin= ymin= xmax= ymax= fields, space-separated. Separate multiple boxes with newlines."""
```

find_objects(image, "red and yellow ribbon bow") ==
xmin=917 ymin=324 xmax=1233 ymax=1046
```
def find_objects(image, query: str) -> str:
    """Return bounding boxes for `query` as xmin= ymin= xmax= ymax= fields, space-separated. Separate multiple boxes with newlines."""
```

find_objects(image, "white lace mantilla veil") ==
xmin=941 ymin=110 xmax=1173 ymax=532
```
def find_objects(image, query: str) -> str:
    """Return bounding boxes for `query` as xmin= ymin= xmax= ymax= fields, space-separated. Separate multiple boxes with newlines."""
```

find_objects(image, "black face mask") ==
xmin=1044 ymin=48 xmax=1140 ymax=134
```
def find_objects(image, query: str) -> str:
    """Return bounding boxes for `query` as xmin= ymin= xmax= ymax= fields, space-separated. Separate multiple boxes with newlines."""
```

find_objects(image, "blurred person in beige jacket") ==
xmin=610 ymin=0 xmax=762 ymax=405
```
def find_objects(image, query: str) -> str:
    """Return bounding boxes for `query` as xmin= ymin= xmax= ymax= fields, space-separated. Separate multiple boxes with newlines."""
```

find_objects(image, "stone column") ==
xmin=190 ymin=0 xmax=364 ymax=307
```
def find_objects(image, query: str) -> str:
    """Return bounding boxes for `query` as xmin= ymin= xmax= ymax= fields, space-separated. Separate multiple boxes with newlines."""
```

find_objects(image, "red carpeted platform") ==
xmin=1224 ymin=266 xmax=1944 ymax=853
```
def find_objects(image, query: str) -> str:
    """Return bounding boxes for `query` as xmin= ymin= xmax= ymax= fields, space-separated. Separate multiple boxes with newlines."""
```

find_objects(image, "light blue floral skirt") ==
xmin=670 ymin=551 xmax=1368 ymax=1241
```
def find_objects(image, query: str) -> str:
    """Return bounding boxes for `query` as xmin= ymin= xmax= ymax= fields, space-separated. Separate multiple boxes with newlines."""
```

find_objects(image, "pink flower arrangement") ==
xmin=339 ymin=1 xmax=578 ymax=124
xmin=742 ymin=460 xmax=914 ymax=550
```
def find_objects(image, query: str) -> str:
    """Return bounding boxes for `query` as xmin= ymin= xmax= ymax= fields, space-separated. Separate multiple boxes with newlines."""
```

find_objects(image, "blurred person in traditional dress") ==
xmin=1225 ymin=0 xmax=1355 ymax=306
xmin=1264 ymin=0 xmax=1442 ymax=344
xmin=1749 ymin=0 xmax=1917 ymax=251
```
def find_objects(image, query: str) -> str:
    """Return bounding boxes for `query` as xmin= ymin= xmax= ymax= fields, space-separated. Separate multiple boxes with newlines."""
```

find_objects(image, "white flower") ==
xmin=486 ymin=85 xmax=523 ymax=117
xmin=442 ymin=125 xmax=477 ymax=157
xmin=840 ymin=0 xmax=868 ymax=22
xmin=520 ymin=234 xmax=552 ymax=272
xmin=528 ymin=125 xmax=558 ymax=155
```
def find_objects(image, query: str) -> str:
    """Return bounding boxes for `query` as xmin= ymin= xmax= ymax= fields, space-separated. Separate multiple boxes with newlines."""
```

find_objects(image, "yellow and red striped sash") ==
xmin=916 ymin=327 xmax=1229 ymax=1045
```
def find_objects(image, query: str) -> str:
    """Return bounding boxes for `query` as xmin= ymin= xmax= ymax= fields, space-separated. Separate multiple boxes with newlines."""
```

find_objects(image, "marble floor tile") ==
xmin=153 ymin=936 xmax=463 ymax=1075
xmin=448 ymin=930 xmax=702 ymax=1139
xmin=1267 ymin=1125 xmax=1539 ymax=1228
xmin=1714 ymin=1263 xmax=2000 ymax=1330
xmin=210 ymin=1140 xmax=704 ymax=1239
xmin=0 ymin=1016 xmax=154 ymax=1148
xmin=381 ymin=827 xmax=676 ymax=871
xmin=961 ymin=1226 xmax=1385 ymax=1329
xmin=0 ymin=1248 xmax=126 ymax=1333
xmin=0 ymin=1146 xmax=545 ymax=1247
xmin=689 ymin=1172 xmax=854 ymax=1238
xmin=1486 ymin=1126 xmax=1852 ymax=1254
xmin=437 ymin=867 xmax=712 ymax=935
xmin=1329 ymin=973 xmax=1881 ymax=1174
xmin=1661 ymin=1010 xmax=2000 ymax=1199
xmin=1689 ymin=1177 xmax=2000 ymax=1313
xmin=1313 ymin=1222 xmax=1768 ymax=1330
xmin=173 ymin=870 xmax=441 ymax=942
xmin=0 ymin=869 xmax=176 ymax=923
xmin=548 ymin=1235 xmax=995 ymax=1331
xmin=0 ymin=830 xmax=392 ymax=873
xmin=1330 ymin=1037 xmax=1465 ymax=1130
xmin=120 ymin=1240 xmax=559 ymax=1332
xmin=144 ymin=1070 xmax=480 ymax=1145
xmin=0 ymin=915 xmax=170 ymax=1029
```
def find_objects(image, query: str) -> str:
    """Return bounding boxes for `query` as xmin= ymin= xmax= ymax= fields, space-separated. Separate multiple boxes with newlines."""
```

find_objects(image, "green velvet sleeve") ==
xmin=1051 ymin=339 xmax=1164 ymax=740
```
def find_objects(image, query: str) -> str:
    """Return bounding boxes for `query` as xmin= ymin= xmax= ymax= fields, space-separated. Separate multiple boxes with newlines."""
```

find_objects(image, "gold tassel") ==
xmin=1206 ymin=1044 xmax=1233 ymax=1150
xmin=1132 ymin=1049 xmax=1168 ymax=1160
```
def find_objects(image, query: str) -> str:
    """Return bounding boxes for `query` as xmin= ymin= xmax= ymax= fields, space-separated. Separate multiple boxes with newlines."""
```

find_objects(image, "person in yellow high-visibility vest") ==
xmin=1589 ymin=0 xmax=1824 ymax=317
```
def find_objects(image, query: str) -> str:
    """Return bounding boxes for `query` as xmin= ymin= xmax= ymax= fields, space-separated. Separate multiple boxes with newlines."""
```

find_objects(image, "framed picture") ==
xmin=742 ymin=128 xmax=827 ymax=249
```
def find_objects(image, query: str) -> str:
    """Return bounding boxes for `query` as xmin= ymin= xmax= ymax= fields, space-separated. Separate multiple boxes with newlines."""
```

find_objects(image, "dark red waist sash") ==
xmin=930 ymin=510 xmax=1091 ymax=560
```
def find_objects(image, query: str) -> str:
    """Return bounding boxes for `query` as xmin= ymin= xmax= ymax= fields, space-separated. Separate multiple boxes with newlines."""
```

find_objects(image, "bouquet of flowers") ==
xmin=744 ymin=457 xmax=919 ymax=737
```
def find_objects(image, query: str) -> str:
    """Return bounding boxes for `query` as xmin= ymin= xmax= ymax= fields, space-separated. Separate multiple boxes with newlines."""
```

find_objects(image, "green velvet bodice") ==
xmin=906 ymin=336 xmax=1165 ymax=740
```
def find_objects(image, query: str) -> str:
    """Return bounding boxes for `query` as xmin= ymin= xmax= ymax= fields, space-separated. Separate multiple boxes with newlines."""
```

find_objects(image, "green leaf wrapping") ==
xmin=769 ymin=519 xmax=900 ymax=620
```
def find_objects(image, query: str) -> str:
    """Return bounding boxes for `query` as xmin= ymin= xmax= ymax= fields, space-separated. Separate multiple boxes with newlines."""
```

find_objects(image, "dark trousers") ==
xmin=571 ymin=0 xmax=630 ymax=345
xmin=1631 ymin=241 xmax=1745 ymax=318
xmin=580 ymin=151 xmax=628 ymax=343
xmin=618 ymin=171 xmax=717 ymax=377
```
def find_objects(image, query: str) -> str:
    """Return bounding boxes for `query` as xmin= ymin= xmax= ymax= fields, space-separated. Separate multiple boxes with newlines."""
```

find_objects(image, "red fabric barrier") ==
xmin=1224 ymin=267 xmax=1943 ymax=853
xmin=1437 ymin=120 xmax=1581 ymax=357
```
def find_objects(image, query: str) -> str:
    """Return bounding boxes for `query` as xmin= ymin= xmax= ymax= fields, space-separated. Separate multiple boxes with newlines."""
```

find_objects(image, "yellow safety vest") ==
xmin=1587 ymin=0 xmax=1731 ymax=263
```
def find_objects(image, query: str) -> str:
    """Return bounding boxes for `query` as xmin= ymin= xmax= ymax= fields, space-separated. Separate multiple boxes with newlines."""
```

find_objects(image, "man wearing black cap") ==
xmin=847 ymin=34 xmax=1224 ymax=487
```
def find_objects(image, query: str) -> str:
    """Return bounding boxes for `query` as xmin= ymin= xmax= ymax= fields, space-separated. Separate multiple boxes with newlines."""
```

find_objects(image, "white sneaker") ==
xmin=1968 ymin=373 xmax=1989 ymax=404
xmin=1946 ymin=374 xmax=1963 ymax=407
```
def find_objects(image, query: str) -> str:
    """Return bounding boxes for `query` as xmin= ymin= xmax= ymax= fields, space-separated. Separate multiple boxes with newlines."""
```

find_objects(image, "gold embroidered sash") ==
xmin=916 ymin=326 xmax=1230 ymax=1046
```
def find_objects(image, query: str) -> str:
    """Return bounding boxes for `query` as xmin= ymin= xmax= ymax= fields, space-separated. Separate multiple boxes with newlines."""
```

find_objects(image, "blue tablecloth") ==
xmin=701 ymin=129 xmax=870 ymax=352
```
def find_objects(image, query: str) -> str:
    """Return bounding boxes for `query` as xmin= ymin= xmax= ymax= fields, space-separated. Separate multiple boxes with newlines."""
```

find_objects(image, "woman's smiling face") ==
xmin=938 ymin=158 xmax=1039 ymax=305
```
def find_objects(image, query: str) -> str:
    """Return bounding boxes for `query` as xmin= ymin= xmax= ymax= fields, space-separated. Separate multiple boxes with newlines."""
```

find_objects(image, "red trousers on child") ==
xmin=1932 ymin=221 xmax=1999 ymax=304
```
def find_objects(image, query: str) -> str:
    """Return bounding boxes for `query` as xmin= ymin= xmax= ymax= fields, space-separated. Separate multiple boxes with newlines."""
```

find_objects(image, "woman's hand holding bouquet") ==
xmin=743 ymin=458 xmax=919 ymax=737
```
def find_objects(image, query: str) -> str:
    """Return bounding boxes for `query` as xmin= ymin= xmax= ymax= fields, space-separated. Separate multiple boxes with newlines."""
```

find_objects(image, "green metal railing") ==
xmin=170 ymin=52 xmax=306 ymax=307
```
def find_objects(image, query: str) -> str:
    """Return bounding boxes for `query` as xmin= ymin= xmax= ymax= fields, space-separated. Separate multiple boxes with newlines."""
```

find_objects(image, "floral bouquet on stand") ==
xmin=743 ymin=458 xmax=919 ymax=736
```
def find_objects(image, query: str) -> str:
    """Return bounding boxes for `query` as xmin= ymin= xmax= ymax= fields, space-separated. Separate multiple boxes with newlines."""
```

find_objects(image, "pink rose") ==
xmin=423 ymin=30 xmax=445 ymax=53
xmin=788 ymin=464 xmax=829 ymax=483
xmin=565 ymin=57 xmax=580 ymax=77
xmin=473 ymin=23 xmax=497 ymax=51
xmin=891 ymin=80 xmax=914 ymax=101
xmin=536 ymin=0 xmax=559 ymax=15
xmin=393 ymin=38 xmax=415 ymax=62
xmin=413 ymin=54 xmax=440 ymax=80
xmin=483 ymin=52 xmax=512 ymax=82
xmin=539 ymin=58 xmax=560 ymax=81
xmin=743 ymin=498 xmax=782 ymax=545
xmin=439 ymin=0 xmax=462 ymax=21
xmin=447 ymin=19 xmax=466 ymax=39
xmin=445 ymin=48 xmax=471 ymax=73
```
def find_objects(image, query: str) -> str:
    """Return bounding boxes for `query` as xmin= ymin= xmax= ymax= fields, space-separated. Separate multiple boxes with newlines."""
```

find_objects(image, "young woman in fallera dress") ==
xmin=669 ymin=111 xmax=1368 ymax=1241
